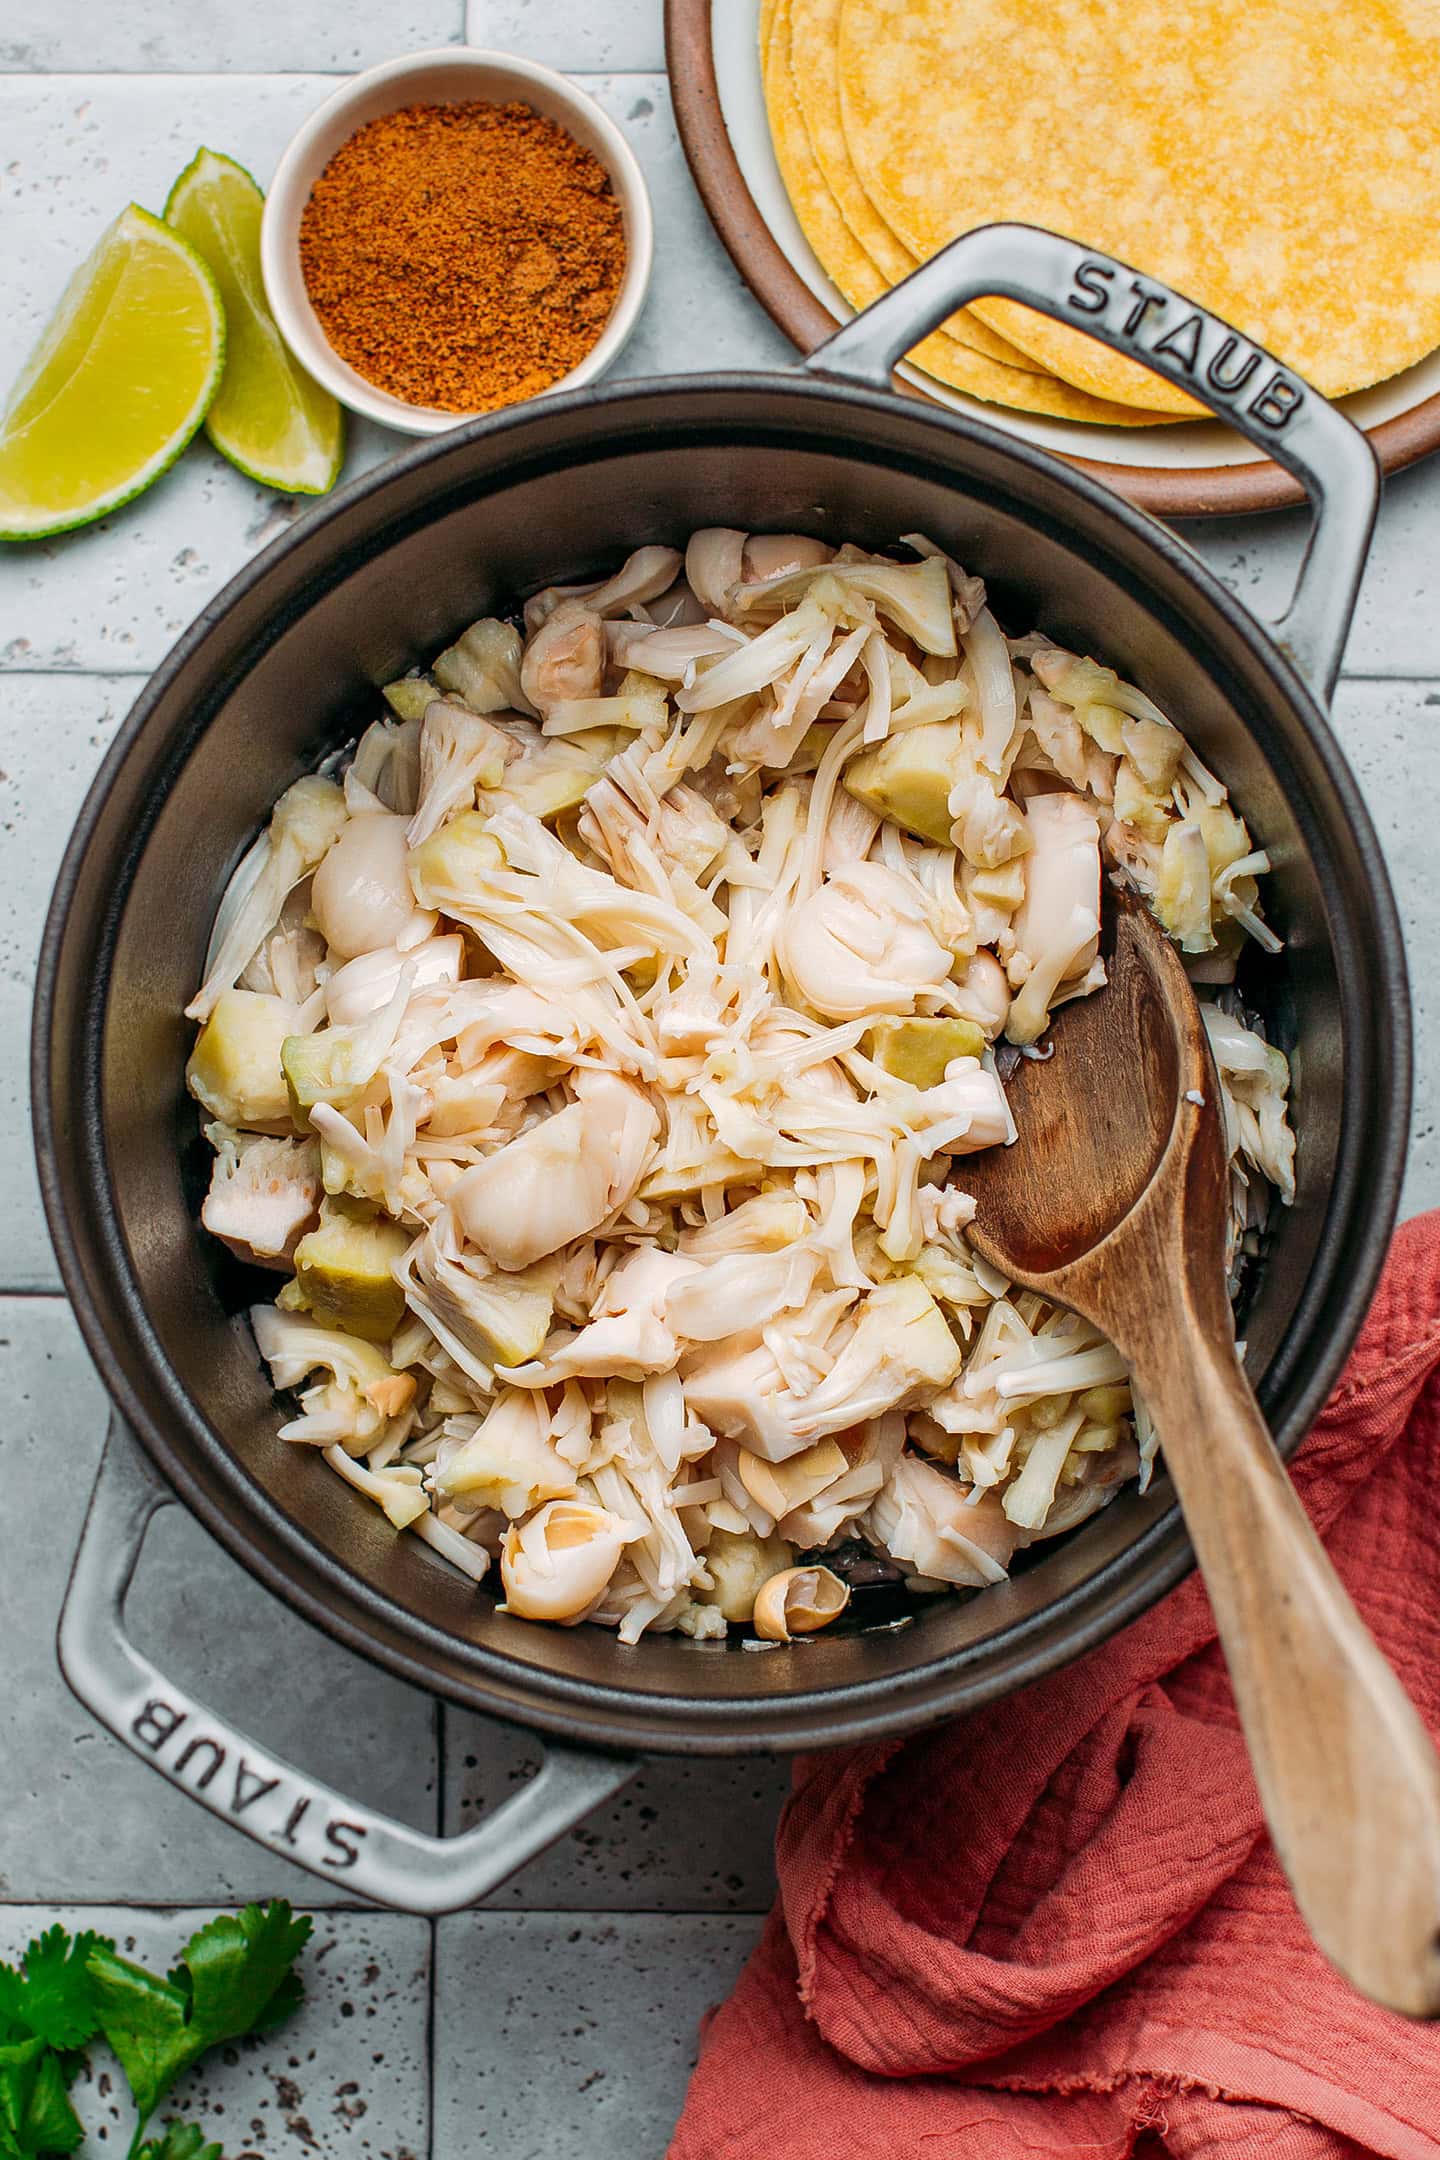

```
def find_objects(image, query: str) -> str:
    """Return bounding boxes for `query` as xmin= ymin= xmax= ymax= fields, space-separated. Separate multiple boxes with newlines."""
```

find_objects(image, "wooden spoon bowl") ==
xmin=959 ymin=888 xmax=1440 ymax=2017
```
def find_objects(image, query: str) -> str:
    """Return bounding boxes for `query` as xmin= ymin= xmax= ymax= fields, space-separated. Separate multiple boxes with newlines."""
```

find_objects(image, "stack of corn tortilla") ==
xmin=762 ymin=0 xmax=1440 ymax=424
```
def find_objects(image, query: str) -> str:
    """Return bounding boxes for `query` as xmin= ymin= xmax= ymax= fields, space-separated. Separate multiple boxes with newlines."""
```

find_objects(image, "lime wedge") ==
xmin=166 ymin=148 xmax=343 ymax=496
xmin=0 ymin=205 xmax=224 ymax=543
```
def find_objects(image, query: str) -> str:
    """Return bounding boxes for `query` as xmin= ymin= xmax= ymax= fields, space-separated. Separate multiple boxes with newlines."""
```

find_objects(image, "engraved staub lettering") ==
xmin=1153 ymin=312 xmax=1203 ymax=374
xmin=1123 ymin=280 xmax=1165 ymax=335
xmin=1249 ymin=372 xmax=1302 ymax=428
xmin=1205 ymin=336 xmax=1262 ymax=395
xmin=174 ymin=1735 xmax=226 ymax=1791
xmin=1067 ymin=260 xmax=1113 ymax=314
xmin=278 ymin=1795 xmax=313 ymax=1848
xmin=323 ymin=1819 xmax=368 ymax=1869
xmin=231 ymin=1759 xmax=283 ymax=1817
xmin=132 ymin=1697 xmax=186 ymax=1751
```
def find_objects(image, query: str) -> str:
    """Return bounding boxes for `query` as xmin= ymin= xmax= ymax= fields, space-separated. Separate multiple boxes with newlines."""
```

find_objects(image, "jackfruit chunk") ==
xmin=462 ymin=1260 xmax=560 ymax=1367
xmin=865 ymin=1016 xmax=986 ymax=1088
xmin=485 ymin=732 xmax=621 ymax=823
xmin=843 ymin=721 xmax=961 ymax=846
xmin=283 ymin=1031 xmax=375 ymax=1119
xmin=408 ymin=809 xmax=506 ymax=911
xmin=381 ymin=674 xmax=437 ymax=722
xmin=290 ymin=1212 xmax=411 ymax=1342
xmin=433 ymin=618 xmax=525 ymax=714
xmin=318 ymin=1129 xmax=381 ymax=1203
xmin=187 ymin=991 xmax=303 ymax=1131
xmin=697 ymin=1528 xmax=795 ymax=1625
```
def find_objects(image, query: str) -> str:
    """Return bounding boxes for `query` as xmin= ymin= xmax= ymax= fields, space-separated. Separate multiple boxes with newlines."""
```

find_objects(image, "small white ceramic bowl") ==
xmin=260 ymin=48 xmax=654 ymax=436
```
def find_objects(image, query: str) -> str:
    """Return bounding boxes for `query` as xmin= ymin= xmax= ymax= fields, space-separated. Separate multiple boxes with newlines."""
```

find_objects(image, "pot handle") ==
xmin=804 ymin=221 xmax=1378 ymax=704
xmin=57 ymin=1423 xmax=639 ymax=1914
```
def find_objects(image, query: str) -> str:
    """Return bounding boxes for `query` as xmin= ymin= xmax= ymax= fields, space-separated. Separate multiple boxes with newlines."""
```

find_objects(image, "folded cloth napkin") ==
xmin=670 ymin=1212 xmax=1440 ymax=2160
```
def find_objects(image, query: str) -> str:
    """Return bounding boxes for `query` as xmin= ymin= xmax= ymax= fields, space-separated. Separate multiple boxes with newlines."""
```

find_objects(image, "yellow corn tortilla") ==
xmin=837 ymin=0 xmax=1440 ymax=414
xmin=789 ymin=0 xmax=1042 ymax=374
xmin=765 ymin=0 xmax=1170 ymax=422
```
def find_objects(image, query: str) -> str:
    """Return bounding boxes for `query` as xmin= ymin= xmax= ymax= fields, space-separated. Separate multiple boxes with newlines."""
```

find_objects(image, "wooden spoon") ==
xmin=959 ymin=887 xmax=1440 ymax=2016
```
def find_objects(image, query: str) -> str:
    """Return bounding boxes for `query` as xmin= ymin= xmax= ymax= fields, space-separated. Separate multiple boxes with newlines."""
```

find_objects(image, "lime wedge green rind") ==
xmin=165 ymin=147 xmax=344 ymax=498
xmin=0 ymin=205 xmax=224 ymax=544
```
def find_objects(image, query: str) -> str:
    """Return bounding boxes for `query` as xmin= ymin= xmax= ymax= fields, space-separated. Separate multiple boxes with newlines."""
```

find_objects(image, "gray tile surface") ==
xmin=0 ymin=1907 xmax=431 ymax=2160
xmin=1182 ymin=458 xmax=1440 ymax=678
xmin=433 ymin=1912 xmax=761 ymax=2155
xmin=2 ymin=677 xmax=129 ymax=1289
xmin=0 ymin=1 xmax=464 ymax=73
xmin=1330 ymin=679 xmax=1440 ymax=1220
xmin=0 ymin=1299 xmax=440 ymax=1902
xmin=447 ymin=1720 xmax=790 ymax=1909
xmin=467 ymin=0 xmax=666 ymax=70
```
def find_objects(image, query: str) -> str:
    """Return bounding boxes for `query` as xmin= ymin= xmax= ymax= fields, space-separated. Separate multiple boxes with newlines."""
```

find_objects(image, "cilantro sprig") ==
xmin=0 ymin=1906 xmax=311 ymax=2160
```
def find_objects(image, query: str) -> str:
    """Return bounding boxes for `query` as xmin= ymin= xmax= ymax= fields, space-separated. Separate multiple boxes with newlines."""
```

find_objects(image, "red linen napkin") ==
xmin=670 ymin=1212 xmax=1440 ymax=2159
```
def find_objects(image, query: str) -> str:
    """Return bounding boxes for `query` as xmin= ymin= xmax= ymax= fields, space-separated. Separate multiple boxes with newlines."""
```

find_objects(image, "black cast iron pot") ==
xmin=34 ymin=227 xmax=1408 ymax=1912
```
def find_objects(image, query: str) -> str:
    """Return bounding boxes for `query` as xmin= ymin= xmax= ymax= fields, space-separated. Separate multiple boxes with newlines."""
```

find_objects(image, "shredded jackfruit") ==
xmin=191 ymin=534 xmax=1295 ymax=1637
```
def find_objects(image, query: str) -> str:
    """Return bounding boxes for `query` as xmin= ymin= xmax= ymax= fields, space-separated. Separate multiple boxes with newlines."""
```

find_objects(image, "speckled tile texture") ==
xmin=0 ymin=1908 xmax=432 ymax=2157
xmin=445 ymin=1718 xmax=791 ymax=1909
xmin=467 ymin=0 xmax=664 ymax=71
xmin=0 ymin=2 xmax=465 ymax=73
xmin=433 ymin=1914 xmax=762 ymax=2151
xmin=5 ymin=3 xmax=1440 ymax=2153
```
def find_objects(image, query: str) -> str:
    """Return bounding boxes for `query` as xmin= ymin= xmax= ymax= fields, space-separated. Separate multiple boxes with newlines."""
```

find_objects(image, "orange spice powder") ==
xmin=298 ymin=100 xmax=627 ymax=414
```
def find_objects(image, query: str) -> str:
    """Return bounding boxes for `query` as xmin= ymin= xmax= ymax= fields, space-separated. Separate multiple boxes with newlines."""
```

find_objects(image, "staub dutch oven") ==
xmin=34 ymin=227 xmax=1408 ymax=1913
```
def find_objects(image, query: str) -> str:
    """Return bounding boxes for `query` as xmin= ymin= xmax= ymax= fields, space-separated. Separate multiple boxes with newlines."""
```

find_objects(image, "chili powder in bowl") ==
xmin=260 ymin=49 xmax=653 ymax=435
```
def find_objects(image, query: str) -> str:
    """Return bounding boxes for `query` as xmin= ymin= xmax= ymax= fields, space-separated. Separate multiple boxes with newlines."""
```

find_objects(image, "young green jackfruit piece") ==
xmin=486 ymin=731 xmax=622 ymax=823
xmin=318 ymin=1132 xmax=388 ymax=1206
xmin=543 ymin=670 xmax=669 ymax=738
xmin=698 ymin=1528 xmax=796 ymax=1625
xmin=290 ymin=1210 xmax=411 ymax=1341
xmin=865 ymin=1015 xmax=986 ymax=1087
xmin=1078 ymin=1383 xmax=1132 ymax=1424
xmin=842 ymin=721 xmax=961 ymax=846
xmin=187 ymin=990 xmax=303 ymax=1130
xmin=1112 ymin=756 xmax=1171 ymax=843
xmin=459 ymin=1258 xmax=561 ymax=1367
xmin=868 ymin=1274 xmax=964 ymax=1391
xmin=433 ymin=618 xmax=526 ymax=713
xmin=381 ymin=673 xmax=438 ymax=722
xmin=282 ymin=1030 xmax=376 ymax=1119
xmin=408 ymin=808 xmax=506 ymax=910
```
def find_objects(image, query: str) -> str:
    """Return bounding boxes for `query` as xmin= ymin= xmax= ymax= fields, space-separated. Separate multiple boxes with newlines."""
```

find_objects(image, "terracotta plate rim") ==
xmin=664 ymin=0 xmax=1440 ymax=518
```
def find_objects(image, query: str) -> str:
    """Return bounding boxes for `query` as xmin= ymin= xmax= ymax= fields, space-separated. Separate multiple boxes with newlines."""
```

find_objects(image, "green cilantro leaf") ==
xmin=0 ymin=2036 xmax=84 ymax=2157
xmin=0 ymin=1932 xmax=113 ymax=2053
xmin=88 ymin=1903 xmax=310 ymax=2134
xmin=85 ymin=1954 xmax=191 ymax=2129
xmin=135 ymin=2121 xmax=223 ymax=2160
xmin=180 ymin=1905 xmax=311 ymax=2046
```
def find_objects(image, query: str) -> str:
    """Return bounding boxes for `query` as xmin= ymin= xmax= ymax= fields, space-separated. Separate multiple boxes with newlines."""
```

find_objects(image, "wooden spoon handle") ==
xmin=1130 ymin=1323 xmax=1440 ymax=2016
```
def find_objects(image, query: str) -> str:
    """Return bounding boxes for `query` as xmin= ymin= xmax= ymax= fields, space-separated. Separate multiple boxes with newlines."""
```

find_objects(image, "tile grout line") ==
xmin=0 ymin=1900 xmax=777 ymax=1918
xmin=424 ymin=1693 xmax=445 ymax=2160
xmin=0 ymin=1896 xmax=413 ymax=1913
xmin=0 ymin=1891 xmax=777 ymax=1915
xmin=424 ymin=1910 xmax=438 ymax=2160
xmin=0 ymin=66 xmax=665 ymax=84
